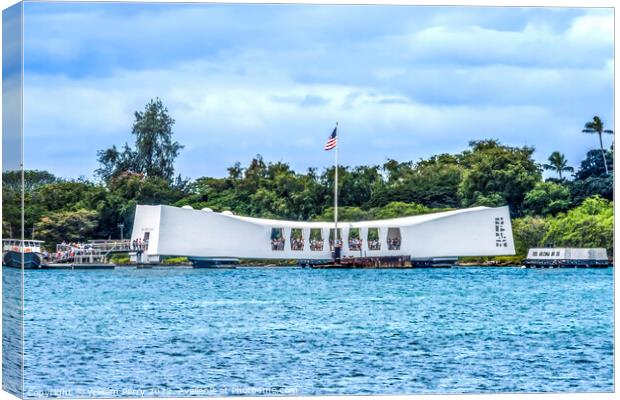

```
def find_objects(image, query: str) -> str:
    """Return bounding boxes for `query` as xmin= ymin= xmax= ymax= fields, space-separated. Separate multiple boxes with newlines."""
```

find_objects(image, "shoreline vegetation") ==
xmin=3 ymin=100 xmax=613 ymax=265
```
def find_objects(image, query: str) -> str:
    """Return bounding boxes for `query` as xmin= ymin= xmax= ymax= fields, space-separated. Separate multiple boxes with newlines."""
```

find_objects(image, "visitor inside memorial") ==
xmin=387 ymin=227 xmax=401 ymax=250
xmin=271 ymin=228 xmax=285 ymax=250
xmin=367 ymin=228 xmax=381 ymax=250
xmin=329 ymin=228 xmax=343 ymax=251
xmin=309 ymin=228 xmax=324 ymax=251
xmin=348 ymin=228 xmax=362 ymax=251
xmin=290 ymin=228 xmax=304 ymax=251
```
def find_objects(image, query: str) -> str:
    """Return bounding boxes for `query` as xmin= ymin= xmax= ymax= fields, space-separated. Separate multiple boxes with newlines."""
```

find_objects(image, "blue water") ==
xmin=17 ymin=267 xmax=613 ymax=397
xmin=3 ymin=265 xmax=24 ymax=397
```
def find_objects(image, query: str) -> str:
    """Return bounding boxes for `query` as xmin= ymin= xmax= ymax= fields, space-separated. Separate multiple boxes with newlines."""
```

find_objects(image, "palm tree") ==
xmin=543 ymin=151 xmax=573 ymax=180
xmin=582 ymin=116 xmax=614 ymax=174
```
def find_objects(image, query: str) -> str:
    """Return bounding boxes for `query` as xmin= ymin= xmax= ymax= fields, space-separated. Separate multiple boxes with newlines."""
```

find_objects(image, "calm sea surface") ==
xmin=17 ymin=267 xmax=614 ymax=397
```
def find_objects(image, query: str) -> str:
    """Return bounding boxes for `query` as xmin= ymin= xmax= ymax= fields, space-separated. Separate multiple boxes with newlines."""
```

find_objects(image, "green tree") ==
xmin=132 ymin=98 xmax=183 ymax=181
xmin=35 ymin=209 xmax=99 ymax=249
xmin=370 ymin=155 xmax=462 ymax=209
xmin=382 ymin=159 xmax=412 ymax=184
xmin=2 ymin=218 xmax=14 ymax=239
xmin=32 ymin=180 xmax=99 ymax=212
xmin=2 ymin=171 xmax=22 ymax=238
xmin=569 ymin=148 xmax=614 ymax=204
xmin=543 ymin=196 xmax=613 ymax=253
xmin=575 ymin=149 xmax=613 ymax=180
xmin=569 ymin=175 xmax=613 ymax=205
xmin=96 ymin=98 xmax=183 ymax=183
xmin=459 ymin=140 xmax=542 ymax=215
xmin=95 ymin=144 xmax=138 ymax=182
xmin=407 ymin=154 xmax=463 ymax=208
xmin=340 ymin=165 xmax=382 ymax=208
xmin=2 ymin=170 xmax=57 ymax=193
xmin=371 ymin=201 xmax=442 ymax=219
xmin=471 ymin=192 xmax=505 ymax=207
xmin=315 ymin=206 xmax=370 ymax=222
xmin=523 ymin=181 xmax=571 ymax=216
xmin=582 ymin=115 xmax=613 ymax=174
xmin=314 ymin=201 xmax=446 ymax=221
xmin=543 ymin=151 xmax=573 ymax=180
xmin=3 ymin=170 xmax=59 ymax=238
xmin=25 ymin=179 xmax=101 ymax=239
xmin=511 ymin=216 xmax=549 ymax=257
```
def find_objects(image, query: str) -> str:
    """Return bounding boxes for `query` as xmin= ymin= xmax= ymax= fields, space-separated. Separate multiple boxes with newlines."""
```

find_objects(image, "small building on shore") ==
xmin=130 ymin=204 xmax=515 ymax=264
xmin=523 ymin=248 xmax=611 ymax=268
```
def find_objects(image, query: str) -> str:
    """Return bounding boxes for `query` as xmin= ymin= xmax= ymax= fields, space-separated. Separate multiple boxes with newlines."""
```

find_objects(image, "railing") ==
xmin=368 ymin=241 xmax=381 ymax=250
xmin=309 ymin=240 xmax=324 ymax=251
xmin=348 ymin=239 xmax=363 ymax=251
xmin=87 ymin=240 xmax=132 ymax=252
xmin=51 ymin=253 xmax=109 ymax=264
xmin=56 ymin=240 xmax=131 ymax=253
xmin=52 ymin=240 xmax=135 ymax=264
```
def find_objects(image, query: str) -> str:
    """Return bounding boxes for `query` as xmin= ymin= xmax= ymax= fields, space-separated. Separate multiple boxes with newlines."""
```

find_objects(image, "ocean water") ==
xmin=15 ymin=267 xmax=614 ymax=397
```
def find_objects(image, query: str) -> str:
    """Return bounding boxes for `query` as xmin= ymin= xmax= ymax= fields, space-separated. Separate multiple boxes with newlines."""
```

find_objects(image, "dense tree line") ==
xmin=1 ymin=101 xmax=613 ymax=259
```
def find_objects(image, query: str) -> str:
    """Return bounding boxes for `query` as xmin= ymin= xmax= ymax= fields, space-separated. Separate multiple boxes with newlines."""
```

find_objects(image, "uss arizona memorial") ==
xmin=130 ymin=204 xmax=515 ymax=265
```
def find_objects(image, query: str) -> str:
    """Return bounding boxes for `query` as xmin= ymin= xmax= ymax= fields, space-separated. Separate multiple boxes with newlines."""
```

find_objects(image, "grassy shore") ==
xmin=457 ymin=255 xmax=523 ymax=266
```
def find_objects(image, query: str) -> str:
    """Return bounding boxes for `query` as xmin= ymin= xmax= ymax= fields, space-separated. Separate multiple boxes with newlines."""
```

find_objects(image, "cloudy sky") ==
xmin=21 ymin=2 xmax=614 ymax=179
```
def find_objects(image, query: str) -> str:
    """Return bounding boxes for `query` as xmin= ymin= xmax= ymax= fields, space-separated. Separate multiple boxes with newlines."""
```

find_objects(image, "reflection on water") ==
xmin=22 ymin=267 xmax=613 ymax=397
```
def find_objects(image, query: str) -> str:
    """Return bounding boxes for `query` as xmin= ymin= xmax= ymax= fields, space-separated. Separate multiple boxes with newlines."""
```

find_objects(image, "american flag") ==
xmin=324 ymin=127 xmax=337 ymax=151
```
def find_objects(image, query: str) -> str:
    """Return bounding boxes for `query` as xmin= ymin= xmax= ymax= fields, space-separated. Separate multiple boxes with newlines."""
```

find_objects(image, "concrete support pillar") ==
xmin=322 ymin=228 xmax=330 ymax=252
xmin=379 ymin=227 xmax=388 ymax=253
xmin=284 ymin=227 xmax=292 ymax=252
xmin=360 ymin=227 xmax=369 ymax=253
xmin=302 ymin=228 xmax=311 ymax=252
xmin=342 ymin=226 xmax=350 ymax=253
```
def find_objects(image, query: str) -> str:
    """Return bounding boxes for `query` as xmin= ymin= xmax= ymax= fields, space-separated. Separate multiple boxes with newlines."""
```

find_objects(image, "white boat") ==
xmin=2 ymin=239 xmax=45 ymax=269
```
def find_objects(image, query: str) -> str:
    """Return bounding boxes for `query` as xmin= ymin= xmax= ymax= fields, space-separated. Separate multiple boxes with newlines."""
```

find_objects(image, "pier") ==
xmin=309 ymin=255 xmax=412 ymax=268
xmin=46 ymin=239 xmax=133 ymax=268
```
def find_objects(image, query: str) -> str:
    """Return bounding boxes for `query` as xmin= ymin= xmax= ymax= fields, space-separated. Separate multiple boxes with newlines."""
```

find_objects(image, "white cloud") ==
xmin=24 ymin=54 xmax=609 ymax=179
xmin=567 ymin=13 xmax=613 ymax=44
xmin=20 ymin=5 xmax=614 ymax=178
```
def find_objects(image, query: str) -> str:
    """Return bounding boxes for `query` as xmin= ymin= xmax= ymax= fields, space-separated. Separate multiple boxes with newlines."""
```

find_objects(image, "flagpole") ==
xmin=334 ymin=121 xmax=339 ymax=244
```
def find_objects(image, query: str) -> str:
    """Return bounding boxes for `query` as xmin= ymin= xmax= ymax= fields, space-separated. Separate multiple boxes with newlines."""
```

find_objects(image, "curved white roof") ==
xmin=131 ymin=204 xmax=515 ymax=260
xmin=227 ymin=206 xmax=491 ymax=228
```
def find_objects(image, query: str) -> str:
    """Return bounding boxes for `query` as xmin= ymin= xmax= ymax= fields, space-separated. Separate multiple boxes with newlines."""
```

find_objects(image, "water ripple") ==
xmin=18 ymin=267 xmax=613 ymax=397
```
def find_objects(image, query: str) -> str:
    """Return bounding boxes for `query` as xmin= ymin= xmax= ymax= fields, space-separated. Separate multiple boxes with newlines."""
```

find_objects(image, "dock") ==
xmin=42 ymin=239 xmax=132 ymax=269
xmin=523 ymin=247 xmax=612 ymax=268
xmin=44 ymin=263 xmax=116 ymax=270
xmin=309 ymin=256 xmax=411 ymax=269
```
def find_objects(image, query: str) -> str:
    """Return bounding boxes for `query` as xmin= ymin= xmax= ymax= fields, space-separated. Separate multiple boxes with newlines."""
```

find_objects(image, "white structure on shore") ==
xmin=526 ymin=248 xmax=608 ymax=260
xmin=523 ymin=247 xmax=611 ymax=268
xmin=130 ymin=204 xmax=515 ymax=263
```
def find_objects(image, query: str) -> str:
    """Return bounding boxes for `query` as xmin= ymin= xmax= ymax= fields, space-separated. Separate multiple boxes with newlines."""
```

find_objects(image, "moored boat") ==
xmin=2 ymin=239 xmax=45 ymax=269
xmin=189 ymin=257 xmax=239 ymax=268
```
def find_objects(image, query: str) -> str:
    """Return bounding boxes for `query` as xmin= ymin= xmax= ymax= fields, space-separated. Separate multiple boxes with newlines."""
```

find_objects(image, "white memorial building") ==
xmin=130 ymin=204 xmax=515 ymax=264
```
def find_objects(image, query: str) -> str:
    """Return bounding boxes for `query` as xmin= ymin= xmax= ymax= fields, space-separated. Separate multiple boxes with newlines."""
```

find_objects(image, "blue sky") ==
xmin=2 ymin=3 xmax=22 ymax=171
xmin=21 ymin=2 xmax=614 ymax=179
